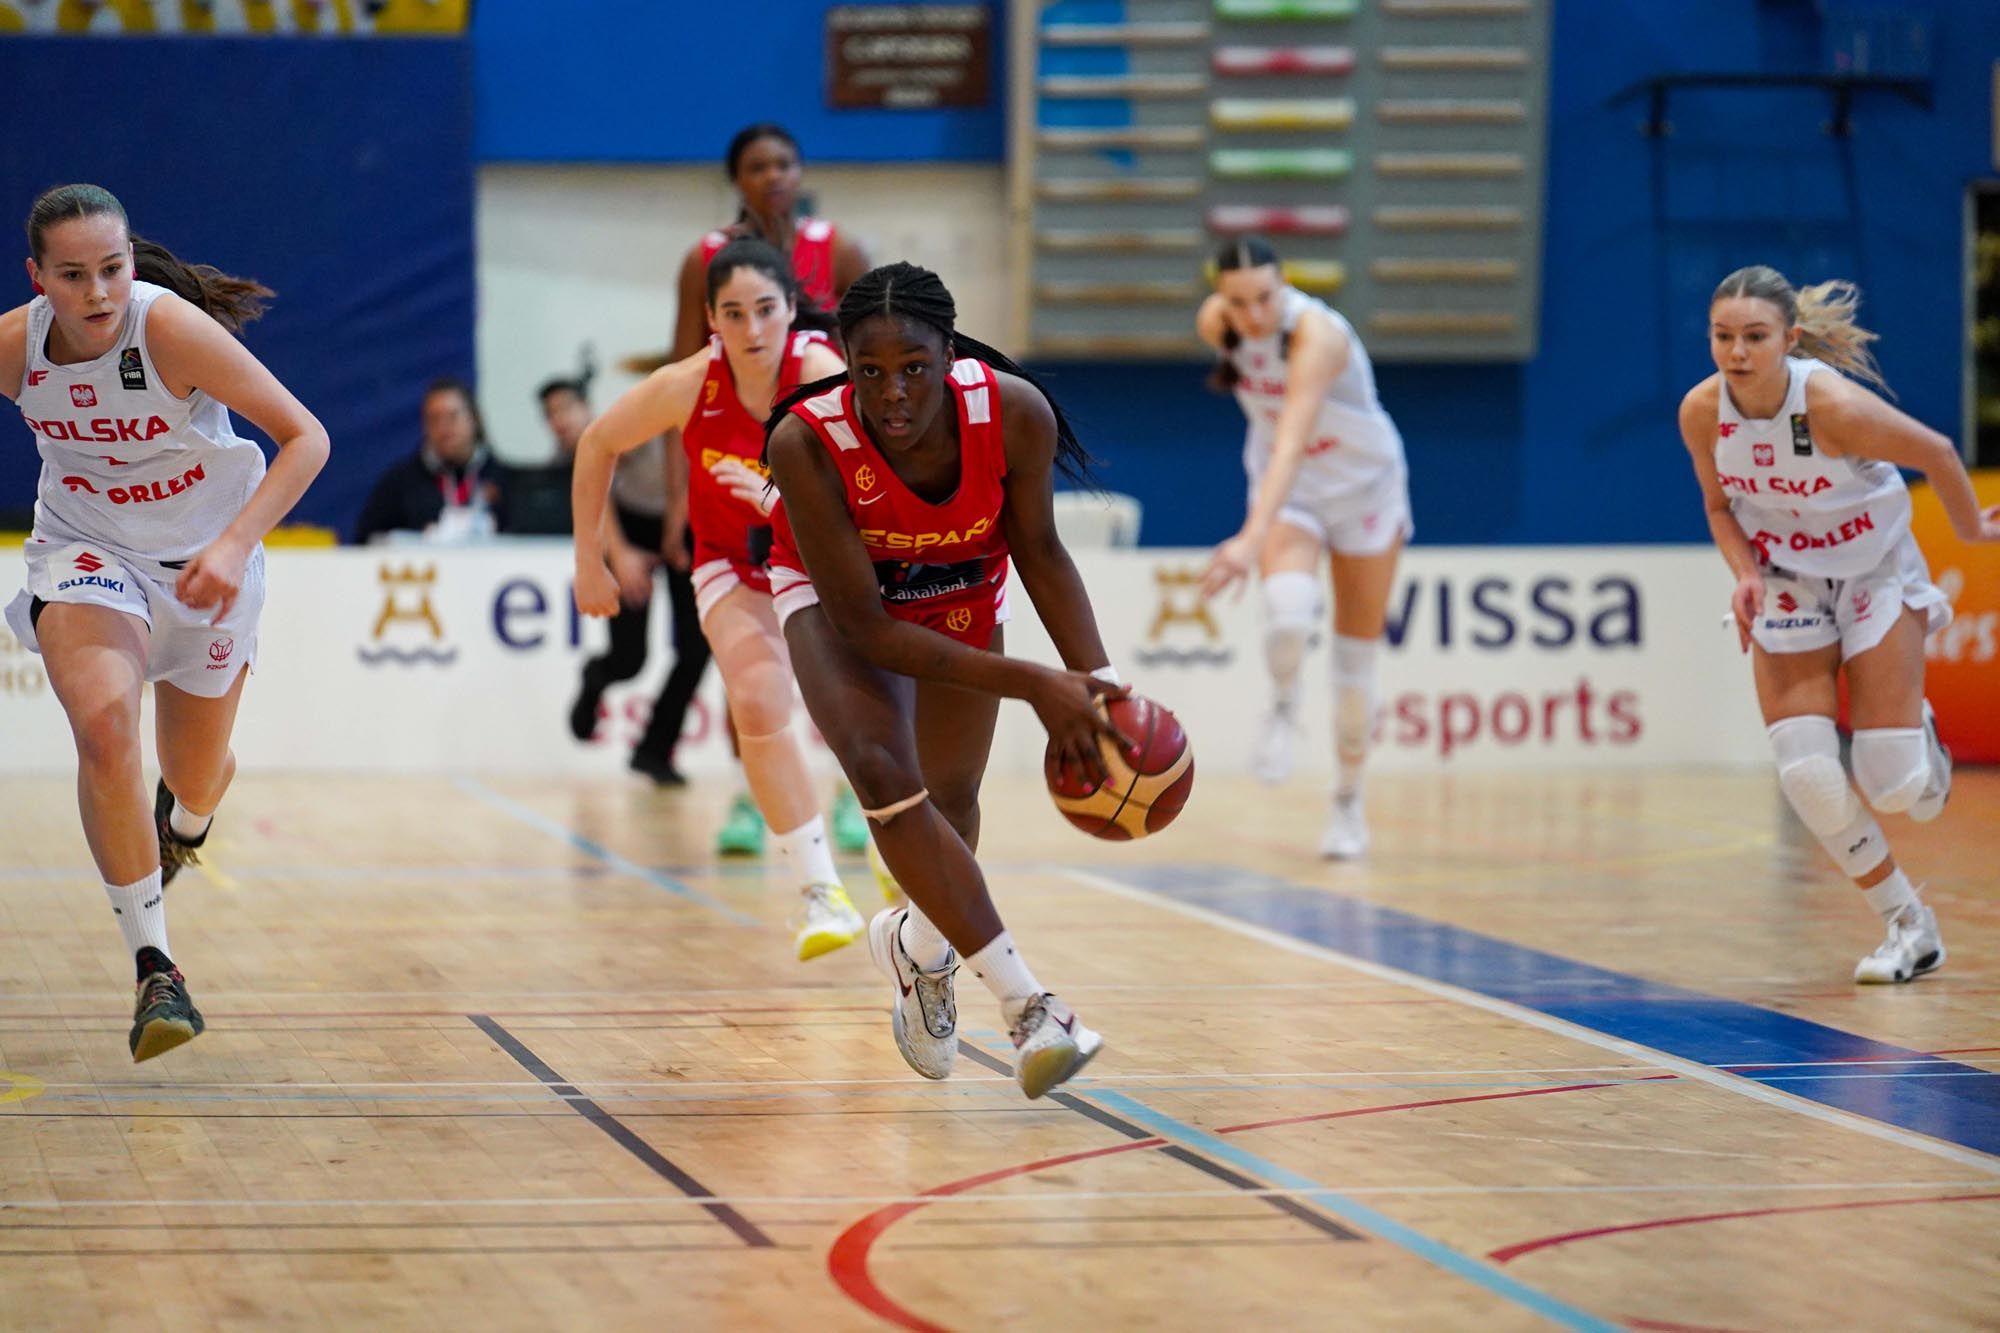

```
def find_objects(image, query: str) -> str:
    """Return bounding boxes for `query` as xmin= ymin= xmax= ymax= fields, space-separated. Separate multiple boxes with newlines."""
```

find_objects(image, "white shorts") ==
xmin=1750 ymin=531 xmax=1949 ymax=661
xmin=1267 ymin=468 xmax=1413 ymax=557
xmin=4 ymin=537 xmax=262 ymax=697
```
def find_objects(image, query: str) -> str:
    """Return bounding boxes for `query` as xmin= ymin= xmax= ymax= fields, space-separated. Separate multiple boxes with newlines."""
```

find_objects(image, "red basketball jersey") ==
xmin=683 ymin=330 xmax=823 ymax=576
xmin=699 ymin=217 xmax=840 ymax=313
xmin=769 ymin=358 xmax=1011 ymax=645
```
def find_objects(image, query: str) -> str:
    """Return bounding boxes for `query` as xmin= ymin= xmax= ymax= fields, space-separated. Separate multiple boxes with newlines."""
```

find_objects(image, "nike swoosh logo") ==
xmin=700 ymin=409 xmax=724 ymax=418
xmin=858 ymin=492 xmax=887 ymax=506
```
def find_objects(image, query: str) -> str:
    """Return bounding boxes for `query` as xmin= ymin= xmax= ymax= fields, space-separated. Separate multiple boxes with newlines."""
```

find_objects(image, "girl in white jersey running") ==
xmin=1198 ymin=237 xmax=1412 ymax=859
xmin=1 ymin=184 xmax=330 ymax=1059
xmin=1680 ymin=266 xmax=2000 ymax=984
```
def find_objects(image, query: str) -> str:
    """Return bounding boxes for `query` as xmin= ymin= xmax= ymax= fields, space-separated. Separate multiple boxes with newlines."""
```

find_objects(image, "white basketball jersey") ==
xmin=1227 ymin=287 xmax=1405 ymax=503
xmin=18 ymin=281 xmax=267 ymax=564
xmin=1714 ymin=356 xmax=1909 ymax=578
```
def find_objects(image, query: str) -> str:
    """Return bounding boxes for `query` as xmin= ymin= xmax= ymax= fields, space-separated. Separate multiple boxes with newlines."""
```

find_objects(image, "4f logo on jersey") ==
xmin=26 ymin=369 xmax=47 ymax=387
xmin=1789 ymin=413 xmax=1812 ymax=457
xmin=119 ymin=347 xmax=146 ymax=391
xmin=1753 ymin=442 xmax=1774 ymax=467
xmin=1717 ymin=422 xmax=1739 ymax=438
xmin=70 ymin=385 xmax=96 ymax=408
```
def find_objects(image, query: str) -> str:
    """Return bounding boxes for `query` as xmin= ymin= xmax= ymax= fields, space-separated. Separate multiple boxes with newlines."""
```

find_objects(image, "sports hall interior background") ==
xmin=2 ymin=2 xmax=2000 ymax=1331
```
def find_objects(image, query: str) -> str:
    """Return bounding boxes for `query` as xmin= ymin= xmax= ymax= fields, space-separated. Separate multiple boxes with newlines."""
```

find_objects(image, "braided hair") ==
xmin=765 ymin=260 xmax=1094 ymax=481
xmin=1207 ymin=235 xmax=1289 ymax=393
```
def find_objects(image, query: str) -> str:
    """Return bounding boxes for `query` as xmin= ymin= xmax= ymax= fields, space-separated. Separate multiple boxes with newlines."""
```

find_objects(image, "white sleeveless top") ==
xmin=1715 ymin=356 xmax=1909 ymax=578
xmin=1226 ymin=287 xmax=1405 ymax=503
xmin=18 ymin=281 xmax=267 ymax=564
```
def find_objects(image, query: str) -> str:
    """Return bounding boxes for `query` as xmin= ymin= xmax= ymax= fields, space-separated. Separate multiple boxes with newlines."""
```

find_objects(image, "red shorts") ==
xmin=768 ymin=563 xmax=1009 ymax=648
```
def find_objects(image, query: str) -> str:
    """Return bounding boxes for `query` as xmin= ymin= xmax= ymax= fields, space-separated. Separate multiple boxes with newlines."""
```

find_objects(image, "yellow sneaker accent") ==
xmin=866 ymin=838 xmax=904 ymax=906
xmin=795 ymin=883 xmax=864 ymax=961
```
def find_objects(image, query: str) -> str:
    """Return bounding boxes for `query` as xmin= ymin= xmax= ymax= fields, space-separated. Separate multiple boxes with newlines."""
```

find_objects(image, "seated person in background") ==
xmin=352 ymin=377 xmax=511 ymax=543
xmin=500 ymin=378 xmax=586 ymax=536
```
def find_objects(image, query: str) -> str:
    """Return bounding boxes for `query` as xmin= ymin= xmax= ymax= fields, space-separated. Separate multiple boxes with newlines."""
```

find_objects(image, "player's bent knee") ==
xmin=840 ymin=743 xmax=922 ymax=813
xmin=1850 ymin=728 xmax=1928 ymax=814
xmin=1767 ymin=716 xmax=1857 ymax=836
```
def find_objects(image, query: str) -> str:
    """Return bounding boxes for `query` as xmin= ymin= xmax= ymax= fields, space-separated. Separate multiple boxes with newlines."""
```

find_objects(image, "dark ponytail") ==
xmin=764 ymin=260 xmax=1096 ymax=483
xmin=1206 ymin=234 xmax=1284 ymax=394
xmin=26 ymin=183 xmax=272 ymax=332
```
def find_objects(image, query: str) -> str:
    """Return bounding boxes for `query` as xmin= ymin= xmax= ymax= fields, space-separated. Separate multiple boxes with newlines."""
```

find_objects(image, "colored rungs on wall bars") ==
xmin=1037 ymin=281 xmax=1204 ymax=304
xmin=1038 ymin=229 xmax=1206 ymax=253
xmin=1211 ymin=148 xmax=1354 ymax=179
xmin=1214 ymin=0 xmax=1357 ymax=21
xmin=1212 ymin=45 xmax=1357 ymax=76
xmin=1382 ymin=0 xmax=1529 ymax=15
xmin=1039 ymin=127 xmax=1207 ymax=150
xmin=1209 ymin=205 xmax=1351 ymax=235
xmin=1205 ymin=258 xmax=1348 ymax=292
xmin=1211 ymin=98 xmax=1356 ymax=131
xmin=1041 ymin=73 xmax=1207 ymax=98
xmin=1041 ymin=22 xmax=1211 ymax=46
xmin=1039 ymin=178 xmax=1204 ymax=201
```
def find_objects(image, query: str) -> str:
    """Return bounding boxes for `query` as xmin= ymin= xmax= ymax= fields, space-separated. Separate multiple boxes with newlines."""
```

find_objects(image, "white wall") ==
xmin=475 ymin=164 xmax=1010 ymax=465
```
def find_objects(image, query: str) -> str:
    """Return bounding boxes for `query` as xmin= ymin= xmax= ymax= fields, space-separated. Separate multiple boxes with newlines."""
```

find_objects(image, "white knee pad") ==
xmin=1850 ymin=728 xmax=1928 ymax=814
xmin=1767 ymin=715 xmax=1888 ymax=878
xmin=1262 ymin=571 xmax=1322 ymax=702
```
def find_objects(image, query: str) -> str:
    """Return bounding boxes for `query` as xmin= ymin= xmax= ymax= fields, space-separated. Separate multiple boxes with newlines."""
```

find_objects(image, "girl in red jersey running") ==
xmin=1680 ymin=266 xmax=1999 ymax=984
xmin=573 ymin=240 xmax=869 ymax=960
xmin=764 ymin=262 xmax=1127 ymax=1100
xmin=1 ymin=184 xmax=329 ymax=1061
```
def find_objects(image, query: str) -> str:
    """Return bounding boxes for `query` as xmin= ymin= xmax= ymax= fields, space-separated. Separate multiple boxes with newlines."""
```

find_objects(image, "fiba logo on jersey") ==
xmin=118 ymin=347 xmax=146 ymax=391
xmin=1135 ymin=564 xmax=1231 ymax=668
xmin=855 ymin=464 xmax=878 ymax=492
xmin=356 ymin=563 xmax=458 ymax=666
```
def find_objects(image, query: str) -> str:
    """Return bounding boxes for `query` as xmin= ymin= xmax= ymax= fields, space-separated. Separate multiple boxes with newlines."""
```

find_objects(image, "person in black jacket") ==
xmin=352 ymin=378 xmax=510 ymax=543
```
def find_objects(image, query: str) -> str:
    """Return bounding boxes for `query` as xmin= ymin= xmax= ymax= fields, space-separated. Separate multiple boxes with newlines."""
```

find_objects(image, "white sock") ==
xmin=898 ymin=904 xmax=953 ymax=971
xmin=967 ymin=931 xmax=1044 ymax=1022
xmin=773 ymin=815 xmax=840 ymax=888
xmin=104 ymin=870 xmax=170 ymax=960
xmin=1332 ymin=634 xmax=1379 ymax=797
xmin=1861 ymin=869 xmax=1919 ymax=922
xmin=169 ymin=796 xmax=212 ymax=843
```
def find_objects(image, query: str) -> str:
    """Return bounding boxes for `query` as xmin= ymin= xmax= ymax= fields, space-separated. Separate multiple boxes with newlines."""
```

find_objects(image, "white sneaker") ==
xmin=794 ymin=882 xmax=864 ymax=961
xmin=1909 ymin=701 xmax=1952 ymax=824
xmin=1318 ymin=791 xmax=1369 ymax=860
xmin=867 ymin=908 xmax=957 ymax=1079
xmin=1008 ymin=993 xmax=1102 ymax=1099
xmin=866 ymin=837 xmax=905 ymax=906
xmin=1249 ymin=707 xmax=1299 ymax=785
xmin=1854 ymin=902 xmax=1946 ymax=984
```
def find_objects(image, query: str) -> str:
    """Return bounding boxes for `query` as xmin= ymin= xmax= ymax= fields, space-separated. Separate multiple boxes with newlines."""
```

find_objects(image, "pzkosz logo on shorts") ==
xmin=207 ymin=638 xmax=234 ymax=670
xmin=1852 ymin=589 xmax=1872 ymax=623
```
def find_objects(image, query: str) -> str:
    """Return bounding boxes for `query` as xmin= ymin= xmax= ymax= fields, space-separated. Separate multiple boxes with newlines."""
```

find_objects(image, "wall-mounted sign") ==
xmin=0 ymin=0 xmax=468 ymax=35
xmin=827 ymin=3 xmax=991 ymax=109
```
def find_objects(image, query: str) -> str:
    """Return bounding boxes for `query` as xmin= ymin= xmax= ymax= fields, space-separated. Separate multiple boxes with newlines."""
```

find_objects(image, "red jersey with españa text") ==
xmin=683 ymin=330 xmax=823 ymax=586
xmin=699 ymin=217 xmax=840 ymax=314
xmin=769 ymin=358 xmax=1011 ymax=646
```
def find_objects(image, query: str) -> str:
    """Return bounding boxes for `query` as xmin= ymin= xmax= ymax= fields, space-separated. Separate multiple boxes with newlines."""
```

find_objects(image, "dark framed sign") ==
xmin=827 ymin=4 xmax=992 ymax=109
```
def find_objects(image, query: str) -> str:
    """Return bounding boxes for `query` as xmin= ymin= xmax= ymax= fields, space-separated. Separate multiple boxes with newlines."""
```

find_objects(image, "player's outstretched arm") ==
xmin=1806 ymin=372 xmax=2000 ymax=544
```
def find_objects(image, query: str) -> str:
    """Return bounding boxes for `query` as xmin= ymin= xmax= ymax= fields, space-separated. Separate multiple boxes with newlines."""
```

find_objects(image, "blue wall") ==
xmin=473 ymin=1 xmax=1007 ymax=163
xmin=1041 ymin=0 xmax=2000 ymax=545
xmin=0 ymin=38 xmax=476 ymax=534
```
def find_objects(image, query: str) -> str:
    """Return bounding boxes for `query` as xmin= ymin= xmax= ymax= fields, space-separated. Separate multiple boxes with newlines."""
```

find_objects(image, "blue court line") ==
xmin=1106 ymin=865 xmax=2000 ymax=1160
xmin=453 ymin=778 xmax=758 ymax=927
xmin=1090 ymin=1089 xmax=1623 ymax=1333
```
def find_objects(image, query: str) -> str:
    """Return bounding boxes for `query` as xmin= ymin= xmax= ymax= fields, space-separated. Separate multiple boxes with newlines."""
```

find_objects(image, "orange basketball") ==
xmin=1044 ymin=694 xmax=1194 ymax=840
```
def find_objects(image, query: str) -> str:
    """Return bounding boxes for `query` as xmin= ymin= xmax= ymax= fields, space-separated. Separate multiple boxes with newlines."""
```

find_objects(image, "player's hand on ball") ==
xmin=175 ymin=536 xmax=250 ymax=624
xmin=575 ymin=559 xmax=622 ymax=618
xmin=1730 ymin=572 xmax=1763 ymax=654
xmin=1032 ymin=669 xmax=1132 ymax=788
xmin=710 ymin=458 xmax=776 ymax=517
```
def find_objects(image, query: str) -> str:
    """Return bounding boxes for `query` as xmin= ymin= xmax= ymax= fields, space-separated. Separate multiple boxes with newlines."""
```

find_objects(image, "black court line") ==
xmin=468 ymin=1015 xmax=775 ymax=1248
xmin=956 ymin=1044 xmax=1363 ymax=1242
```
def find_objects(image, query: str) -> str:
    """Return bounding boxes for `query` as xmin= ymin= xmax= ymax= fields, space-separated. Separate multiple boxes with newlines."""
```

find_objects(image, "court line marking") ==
xmin=468 ymin=1015 xmax=773 ymax=1248
xmin=2 ymin=1182 xmax=1992 ymax=1211
xmin=452 ymin=778 xmax=758 ymax=926
xmin=1062 ymin=868 xmax=2000 ymax=1178
xmin=1091 ymin=1088 xmax=1624 ymax=1333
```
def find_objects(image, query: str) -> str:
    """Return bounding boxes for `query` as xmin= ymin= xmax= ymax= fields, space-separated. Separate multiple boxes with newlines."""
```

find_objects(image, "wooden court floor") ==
xmin=0 ymin=766 xmax=1995 ymax=1331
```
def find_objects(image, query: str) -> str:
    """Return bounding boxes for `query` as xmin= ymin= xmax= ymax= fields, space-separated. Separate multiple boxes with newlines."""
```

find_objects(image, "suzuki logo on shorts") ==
xmin=61 ymin=475 xmax=99 ymax=494
xmin=74 ymin=551 xmax=104 ymax=574
xmin=946 ymin=607 xmax=972 ymax=633
xmin=855 ymin=464 xmax=877 ymax=492
xmin=1753 ymin=442 xmax=1774 ymax=467
xmin=70 ymin=385 xmax=96 ymax=408
xmin=207 ymin=637 xmax=233 ymax=668
xmin=1775 ymin=591 xmax=1798 ymax=613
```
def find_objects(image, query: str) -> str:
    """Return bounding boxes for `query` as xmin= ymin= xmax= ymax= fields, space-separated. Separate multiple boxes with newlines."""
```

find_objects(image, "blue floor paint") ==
xmin=1091 ymin=1090 xmax=1626 ymax=1333
xmin=1109 ymin=865 xmax=2000 ymax=1160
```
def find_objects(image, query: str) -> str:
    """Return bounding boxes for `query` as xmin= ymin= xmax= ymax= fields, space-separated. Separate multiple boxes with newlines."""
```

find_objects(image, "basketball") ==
xmin=1044 ymin=694 xmax=1195 ymax=840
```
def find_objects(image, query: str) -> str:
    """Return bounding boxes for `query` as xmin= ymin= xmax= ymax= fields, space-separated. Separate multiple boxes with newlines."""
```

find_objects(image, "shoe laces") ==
xmin=911 ymin=957 xmax=958 ymax=1038
xmin=136 ymin=969 xmax=182 ymax=1012
xmin=1010 ymin=994 xmax=1050 ymax=1048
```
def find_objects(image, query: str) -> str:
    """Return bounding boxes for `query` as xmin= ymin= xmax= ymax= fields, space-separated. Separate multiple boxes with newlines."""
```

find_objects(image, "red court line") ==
xmin=1489 ymin=1190 xmax=2000 ymax=1264
xmin=1624 ymin=1318 xmax=1760 ymax=1333
xmin=828 ymin=1080 xmax=1632 ymax=1332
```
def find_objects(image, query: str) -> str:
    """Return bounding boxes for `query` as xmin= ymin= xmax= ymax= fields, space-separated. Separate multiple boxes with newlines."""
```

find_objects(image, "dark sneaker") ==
xmin=629 ymin=748 xmax=687 ymax=786
xmin=130 ymin=962 xmax=205 ymax=1062
xmin=154 ymin=779 xmax=206 ymax=888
